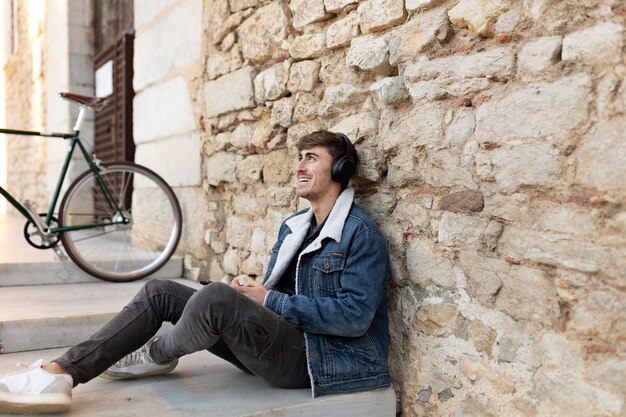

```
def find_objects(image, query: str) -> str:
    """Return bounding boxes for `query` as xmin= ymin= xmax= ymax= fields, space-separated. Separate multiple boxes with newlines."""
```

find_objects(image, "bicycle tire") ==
xmin=59 ymin=162 xmax=182 ymax=282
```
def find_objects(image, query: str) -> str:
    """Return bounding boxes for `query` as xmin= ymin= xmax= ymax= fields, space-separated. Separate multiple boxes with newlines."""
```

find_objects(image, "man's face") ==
xmin=295 ymin=146 xmax=338 ymax=201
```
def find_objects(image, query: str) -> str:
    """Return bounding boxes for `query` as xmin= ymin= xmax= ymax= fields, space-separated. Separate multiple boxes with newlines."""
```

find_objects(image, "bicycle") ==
xmin=0 ymin=92 xmax=182 ymax=282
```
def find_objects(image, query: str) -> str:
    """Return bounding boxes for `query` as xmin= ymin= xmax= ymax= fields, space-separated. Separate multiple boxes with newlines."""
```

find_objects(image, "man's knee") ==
xmin=193 ymin=282 xmax=238 ymax=309
xmin=140 ymin=279 xmax=176 ymax=298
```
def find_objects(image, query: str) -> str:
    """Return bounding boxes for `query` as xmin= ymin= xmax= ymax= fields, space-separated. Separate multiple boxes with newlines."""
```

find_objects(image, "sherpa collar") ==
xmin=265 ymin=187 xmax=355 ymax=289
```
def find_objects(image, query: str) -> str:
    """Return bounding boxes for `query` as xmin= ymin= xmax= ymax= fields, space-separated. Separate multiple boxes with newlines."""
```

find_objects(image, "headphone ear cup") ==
xmin=332 ymin=157 xmax=356 ymax=184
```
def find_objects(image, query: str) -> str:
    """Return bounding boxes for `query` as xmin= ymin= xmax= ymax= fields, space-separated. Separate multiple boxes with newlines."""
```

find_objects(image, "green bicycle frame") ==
xmin=0 ymin=126 xmax=126 ymax=234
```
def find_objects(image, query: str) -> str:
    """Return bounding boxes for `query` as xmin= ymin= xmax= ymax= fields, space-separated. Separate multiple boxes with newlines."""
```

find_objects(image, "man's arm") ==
xmin=264 ymin=229 xmax=389 ymax=337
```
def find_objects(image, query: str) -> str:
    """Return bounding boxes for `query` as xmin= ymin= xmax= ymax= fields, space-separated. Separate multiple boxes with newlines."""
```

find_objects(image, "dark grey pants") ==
xmin=53 ymin=280 xmax=310 ymax=389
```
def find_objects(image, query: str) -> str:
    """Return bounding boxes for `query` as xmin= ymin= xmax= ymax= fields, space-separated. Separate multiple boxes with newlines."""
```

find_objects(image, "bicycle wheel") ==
xmin=59 ymin=162 xmax=182 ymax=282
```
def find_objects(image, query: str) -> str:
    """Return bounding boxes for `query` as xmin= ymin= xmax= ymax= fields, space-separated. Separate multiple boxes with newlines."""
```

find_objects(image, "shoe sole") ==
xmin=99 ymin=362 xmax=178 ymax=381
xmin=0 ymin=391 xmax=71 ymax=415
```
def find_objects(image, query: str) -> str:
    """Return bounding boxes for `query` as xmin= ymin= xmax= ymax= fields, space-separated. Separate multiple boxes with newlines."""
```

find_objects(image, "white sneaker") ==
xmin=0 ymin=359 xmax=72 ymax=414
xmin=100 ymin=338 xmax=178 ymax=380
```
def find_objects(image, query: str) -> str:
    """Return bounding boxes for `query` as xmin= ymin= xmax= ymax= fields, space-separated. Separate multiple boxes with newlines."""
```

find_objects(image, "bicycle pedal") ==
xmin=52 ymin=245 xmax=67 ymax=261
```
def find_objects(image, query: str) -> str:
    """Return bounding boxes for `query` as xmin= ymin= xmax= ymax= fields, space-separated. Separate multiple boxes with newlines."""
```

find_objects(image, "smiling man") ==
xmin=0 ymin=130 xmax=391 ymax=413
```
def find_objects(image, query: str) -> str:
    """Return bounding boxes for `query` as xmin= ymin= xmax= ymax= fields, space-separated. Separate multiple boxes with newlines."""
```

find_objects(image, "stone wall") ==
xmin=136 ymin=0 xmax=626 ymax=415
xmin=3 ymin=0 xmax=48 ymax=206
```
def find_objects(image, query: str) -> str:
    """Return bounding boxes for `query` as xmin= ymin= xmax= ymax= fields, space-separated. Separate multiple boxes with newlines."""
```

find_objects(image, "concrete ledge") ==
xmin=0 ymin=349 xmax=397 ymax=416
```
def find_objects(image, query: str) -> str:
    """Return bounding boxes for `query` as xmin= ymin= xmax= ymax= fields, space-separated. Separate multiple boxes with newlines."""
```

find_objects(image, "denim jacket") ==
xmin=263 ymin=188 xmax=390 ymax=397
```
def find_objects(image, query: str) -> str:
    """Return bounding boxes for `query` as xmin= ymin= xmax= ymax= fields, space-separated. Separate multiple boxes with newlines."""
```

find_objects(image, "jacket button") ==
xmin=324 ymin=262 xmax=329 ymax=270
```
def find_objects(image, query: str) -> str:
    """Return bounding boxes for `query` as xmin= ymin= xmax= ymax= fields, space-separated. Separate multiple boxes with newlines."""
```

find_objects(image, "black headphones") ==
xmin=331 ymin=132 xmax=357 ymax=185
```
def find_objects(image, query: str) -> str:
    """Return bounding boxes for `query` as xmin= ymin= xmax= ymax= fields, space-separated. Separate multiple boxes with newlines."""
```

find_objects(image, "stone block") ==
xmin=134 ymin=0 xmax=202 ymax=91
xmin=381 ymin=103 xmax=443 ymax=151
xmin=206 ymin=152 xmax=243 ymax=185
xmin=289 ymin=33 xmax=327 ymax=60
xmin=229 ymin=0 xmax=260 ymax=12
xmin=438 ymin=212 xmax=490 ymax=249
xmin=208 ymin=0 xmax=235 ymax=44
xmin=490 ymin=142 xmax=561 ymax=193
xmin=536 ymin=207 xmax=596 ymax=236
xmin=369 ymin=76 xmax=408 ymax=104
xmin=458 ymin=252 xmax=503 ymax=307
xmin=134 ymin=77 xmax=196 ymax=144
xmin=176 ymin=187 xmax=210 ymax=256
xmin=290 ymin=0 xmax=330 ymax=29
xmin=318 ymin=83 xmax=368 ymax=116
xmin=439 ymin=190 xmax=484 ymax=213
xmin=386 ymin=151 xmax=421 ymax=187
xmin=237 ymin=2 xmax=289 ymax=64
xmin=357 ymin=0 xmax=406 ymax=34
xmin=562 ymin=22 xmax=624 ymax=65
xmin=236 ymin=155 xmax=264 ymax=184
xmin=475 ymin=73 xmax=591 ymax=143
xmin=270 ymin=96 xmax=296 ymax=127
xmin=287 ymin=61 xmax=320 ymax=93
xmin=518 ymin=36 xmax=562 ymax=75
xmin=444 ymin=109 xmax=475 ymax=147
xmin=499 ymin=227 xmax=625 ymax=279
xmin=263 ymin=149 xmax=293 ymax=184
xmin=135 ymin=134 xmax=201 ymax=187
xmin=415 ymin=304 xmax=464 ymax=336
xmin=324 ymin=0 xmax=357 ymax=13
xmin=326 ymin=13 xmax=361 ymax=49
xmin=568 ymin=289 xmax=626 ymax=339
xmin=286 ymin=121 xmax=324 ymax=150
xmin=254 ymin=61 xmax=291 ymax=103
xmin=404 ymin=47 xmax=515 ymax=100
xmin=406 ymin=239 xmax=456 ymax=288
xmin=422 ymin=149 xmax=476 ymax=188
xmin=233 ymin=194 xmax=268 ymax=216
xmin=203 ymin=66 xmax=256 ymax=118
xmin=319 ymin=49 xmax=368 ymax=85
xmin=391 ymin=197 xmax=430 ymax=230
xmin=405 ymin=0 xmax=444 ymax=13
xmin=226 ymin=216 xmax=254 ymax=248
xmin=574 ymin=118 xmax=626 ymax=190
xmin=207 ymin=51 xmax=232 ymax=80
xmin=459 ymin=357 xmax=515 ymax=393
xmin=448 ymin=0 xmax=511 ymax=36
xmin=388 ymin=7 xmax=449 ymax=66
xmin=293 ymin=93 xmax=321 ymax=123
xmin=495 ymin=264 xmax=559 ymax=324
xmin=251 ymin=121 xmax=274 ymax=148
xmin=468 ymin=320 xmax=496 ymax=355
xmin=231 ymin=123 xmax=255 ymax=149
xmin=223 ymin=248 xmax=239 ymax=275
xmin=494 ymin=8 xmax=520 ymax=34
xmin=534 ymin=368 xmax=623 ymax=417
xmin=329 ymin=112 xmax=379 ymax=142
xmin=268 ymin=186 xmax=296 ymax=207
xmin=346 ymin=34 xmax=391 ymax=73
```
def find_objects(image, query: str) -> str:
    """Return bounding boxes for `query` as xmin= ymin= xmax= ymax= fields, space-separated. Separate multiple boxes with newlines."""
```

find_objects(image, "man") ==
xmin=0 ymin=130 xmax=390 ymax=414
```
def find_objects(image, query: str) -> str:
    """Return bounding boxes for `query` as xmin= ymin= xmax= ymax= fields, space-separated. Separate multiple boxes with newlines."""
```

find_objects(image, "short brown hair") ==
xmin=296 ymin=130 xmax=359 ymax=166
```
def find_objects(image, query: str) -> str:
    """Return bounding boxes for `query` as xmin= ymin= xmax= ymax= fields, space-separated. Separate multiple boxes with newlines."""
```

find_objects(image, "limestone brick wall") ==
xmin=3 ymin=0 xmax=48 ymax=206
xmin=137 ymin=0 xmax=626 ymax=415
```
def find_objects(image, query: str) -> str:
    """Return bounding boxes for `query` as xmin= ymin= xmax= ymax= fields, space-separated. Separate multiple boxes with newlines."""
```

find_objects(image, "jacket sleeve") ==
xmin=263 ymin=229 xmax=389 ymax=337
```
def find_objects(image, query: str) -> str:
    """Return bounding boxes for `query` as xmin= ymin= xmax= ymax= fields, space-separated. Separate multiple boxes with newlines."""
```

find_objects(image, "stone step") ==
xmin=0 ymin=348 xmax=397 ymax=417
xmin=0 ymin=279 xmax=200 ymax=354
xmin=0 ymin=256 xmax=184 ymax=287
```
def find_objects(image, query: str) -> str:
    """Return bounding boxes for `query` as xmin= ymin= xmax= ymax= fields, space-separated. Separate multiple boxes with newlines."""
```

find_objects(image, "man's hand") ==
xmin=230 ymin=278 xmax=268 ymax=305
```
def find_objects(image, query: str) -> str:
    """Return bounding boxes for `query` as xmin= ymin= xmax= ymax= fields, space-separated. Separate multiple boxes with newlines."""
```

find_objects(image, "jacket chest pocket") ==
xmin=312 ymin=253 xmax=345 ymax=297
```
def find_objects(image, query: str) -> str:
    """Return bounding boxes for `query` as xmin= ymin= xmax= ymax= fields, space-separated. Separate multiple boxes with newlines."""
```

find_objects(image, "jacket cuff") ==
xmin=263 ymin=289 xmax=286 ymax=315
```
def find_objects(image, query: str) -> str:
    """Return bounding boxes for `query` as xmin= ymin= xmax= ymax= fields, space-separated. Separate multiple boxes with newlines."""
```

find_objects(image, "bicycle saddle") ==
xmin=59 ymin=92 xmax=109 ymax=108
